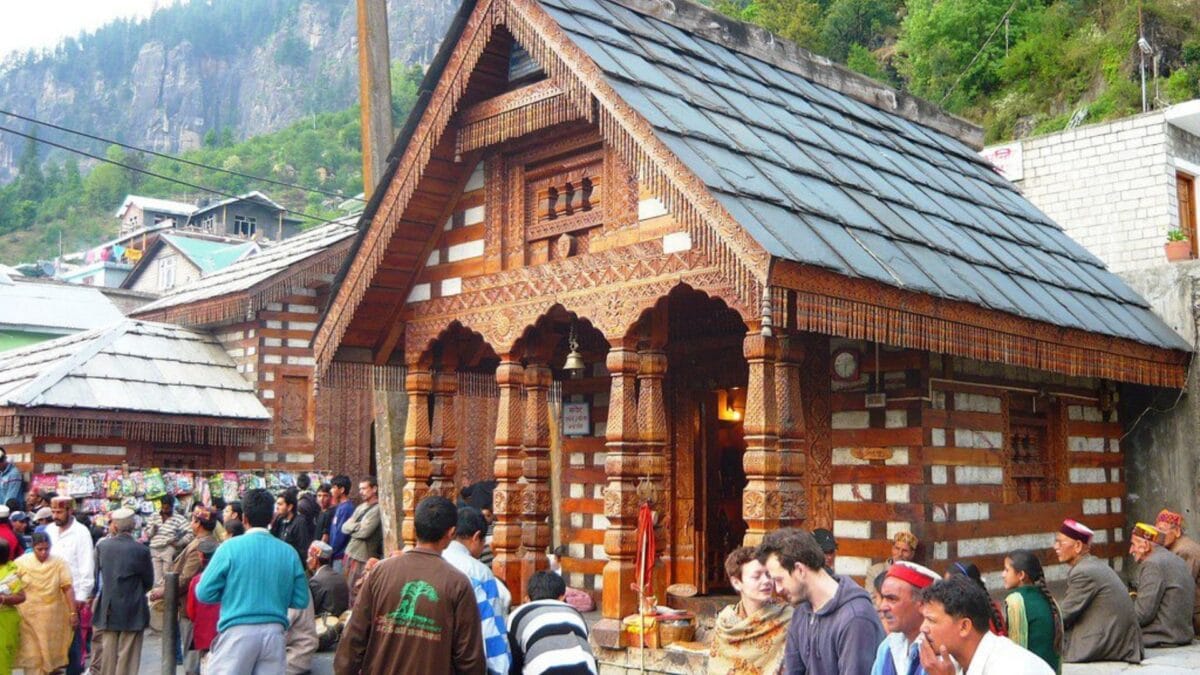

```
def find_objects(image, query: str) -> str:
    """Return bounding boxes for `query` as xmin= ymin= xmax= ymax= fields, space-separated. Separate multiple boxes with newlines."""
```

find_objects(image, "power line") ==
xmin=938 ymin=0 xmax=1020 ymax=106
xmin=0 ymin=108 xmax=364 ymax=203
xmin=0 ymin=123 xmax=352 ymax=229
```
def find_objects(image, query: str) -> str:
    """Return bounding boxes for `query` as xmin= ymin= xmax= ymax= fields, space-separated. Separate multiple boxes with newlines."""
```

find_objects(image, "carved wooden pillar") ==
xmin=742 ymin=329 xmax=779 ymax=547
xmin=801 ymin=334 xmax=833 ymax=529
xmin=491 ymin=357 xmax=525 ymax=594
xmin=428 ymin=371 xmax=458 ymax=499
xmin=602 ymin=341 xmax=640 ymax=619
xmin=401 ymin=367 xmax=432 ymax=548
xmin=636 ymin=348 xmax=667 ymax=592
xmin=776 ymin=335 xmax=807 ymax=530
xmin=521 ymin=362 xmax=552 ymax=584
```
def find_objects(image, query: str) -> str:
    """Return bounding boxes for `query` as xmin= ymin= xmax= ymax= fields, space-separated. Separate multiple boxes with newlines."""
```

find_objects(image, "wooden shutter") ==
xmin=1178 ymin=173 xmax=1197 ymax=256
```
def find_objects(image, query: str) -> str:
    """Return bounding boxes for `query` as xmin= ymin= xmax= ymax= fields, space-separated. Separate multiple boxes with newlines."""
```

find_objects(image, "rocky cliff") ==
xmin=0 ymin=0 xmax=457 ymax=181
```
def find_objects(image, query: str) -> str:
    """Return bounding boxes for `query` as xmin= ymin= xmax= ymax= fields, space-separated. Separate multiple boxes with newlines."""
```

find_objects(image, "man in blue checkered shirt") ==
xmin=444 ymin=506 xmax=512 ymax=675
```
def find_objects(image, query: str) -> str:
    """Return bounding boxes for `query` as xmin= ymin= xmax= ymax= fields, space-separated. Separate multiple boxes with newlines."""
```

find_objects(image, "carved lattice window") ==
xmin=524 ymin=146 xmax=604 ymax=241
xmin=1004 ymin=393 xmax=1061 ymax=503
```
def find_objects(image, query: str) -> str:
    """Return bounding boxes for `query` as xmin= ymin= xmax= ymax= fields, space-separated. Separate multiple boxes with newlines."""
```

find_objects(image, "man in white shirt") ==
xmin=918 ymin=575 xmax=1052 ymax=675
xmin=443 ymin=506 xmax=511 ymax=675
xmin=871 ymin=561 xmax=941 ymax=675
xmin=48 ymin=497 xmax=95 ymax=675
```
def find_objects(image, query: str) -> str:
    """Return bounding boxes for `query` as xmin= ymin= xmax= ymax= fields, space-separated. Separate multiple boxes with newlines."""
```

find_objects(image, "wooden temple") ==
xmin=312 ymin=0 xmax=1191 ymax=621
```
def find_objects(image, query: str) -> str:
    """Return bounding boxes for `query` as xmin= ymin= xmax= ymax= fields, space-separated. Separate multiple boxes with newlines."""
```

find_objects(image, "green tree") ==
xmin=83 ymin=145 xmax=135 ymax=209
xmin=820 ymin=0 xmax=898 ymax=61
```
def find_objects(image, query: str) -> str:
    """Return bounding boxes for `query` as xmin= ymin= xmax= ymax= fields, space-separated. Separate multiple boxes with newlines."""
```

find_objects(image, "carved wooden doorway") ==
xmin=697 ymin=390 xmax=747 ymax=594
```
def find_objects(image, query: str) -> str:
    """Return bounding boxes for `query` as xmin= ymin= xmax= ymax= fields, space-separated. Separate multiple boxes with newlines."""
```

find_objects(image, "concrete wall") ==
xmin=1119 ymin=262 xmax=1200 ymax=531
xmin=1011 ymin=111 xmax=1173 ymax=273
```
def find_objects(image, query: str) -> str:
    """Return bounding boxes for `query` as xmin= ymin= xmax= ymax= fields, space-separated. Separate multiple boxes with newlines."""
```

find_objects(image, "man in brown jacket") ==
xmin=334 ymin=495 xmax=484 ymax=674
xmin=1156 ymin=508 xmax=1200 ymax=635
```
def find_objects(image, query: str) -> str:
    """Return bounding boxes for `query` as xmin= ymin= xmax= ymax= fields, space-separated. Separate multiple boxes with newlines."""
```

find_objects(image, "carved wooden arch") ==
xmin=619 ymin=281 xmax=756 ymax=346
xmin=498 ymin=303 xmax=610 ymax=363
xmin=406 ymin=320 xmax=500 ymax=371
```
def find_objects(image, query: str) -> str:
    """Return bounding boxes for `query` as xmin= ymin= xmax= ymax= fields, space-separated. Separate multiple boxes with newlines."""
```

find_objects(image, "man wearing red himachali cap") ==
xmin=1053 ymin=518 xmax=1142 ymax=663
xmin=869 ymin=561 xmax=940 ymax=675
xmin=1155 ymin=508 xmax=1200 ymax=635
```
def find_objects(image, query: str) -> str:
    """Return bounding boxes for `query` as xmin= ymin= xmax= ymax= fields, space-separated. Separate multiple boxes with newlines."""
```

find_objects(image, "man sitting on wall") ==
xmin=1053 ymin=519 xmax=1142 ymax=663
xmin=1155 ymin=508 xmax=1200 ymax=636
xmin=867 ymin=532 xmax=919 ymax=606
xmin=1129 ymin=522 xmax=1196 ymax=648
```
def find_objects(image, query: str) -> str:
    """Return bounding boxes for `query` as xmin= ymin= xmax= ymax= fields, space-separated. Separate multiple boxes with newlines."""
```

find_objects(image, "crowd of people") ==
xmin=0 ymin=431 xmax=1193 ymax=675
xmin=706 ymin=510 xmax=1199 ymax=674
xmin=0 ymin=469 xmax=386 ymax=675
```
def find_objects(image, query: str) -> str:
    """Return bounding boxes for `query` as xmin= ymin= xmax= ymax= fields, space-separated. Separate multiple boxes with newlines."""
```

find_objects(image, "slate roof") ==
xmin=134 ymin=221 xmax=357 ymax=314
xmin=161 ymin=234 xmax=259 ymax=274
xmin=0 ymin=320 xmax=270 ymax=420
xmin=115 ymin=195 xmax=197 ymax=219
xmin=0 ymin=276 xmax=125 ymax=335
xmin=537 ymin=0 xmax=1188 ymax=351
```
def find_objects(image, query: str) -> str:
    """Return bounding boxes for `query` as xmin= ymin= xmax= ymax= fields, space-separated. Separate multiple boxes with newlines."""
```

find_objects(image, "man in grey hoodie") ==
xmin=759 ymin=528 xmax=885 ymax=675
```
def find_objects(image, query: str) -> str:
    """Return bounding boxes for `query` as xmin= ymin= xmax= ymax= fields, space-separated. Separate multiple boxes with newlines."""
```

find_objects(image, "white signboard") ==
xmin=980 ymin=142 xmax=1024 ymax=182
xmin=563 ymin=402 xmax=591 ymax=436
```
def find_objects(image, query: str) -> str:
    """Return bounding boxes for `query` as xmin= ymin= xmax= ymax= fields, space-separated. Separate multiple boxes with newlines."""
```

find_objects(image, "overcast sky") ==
xmin=1 ymin=0 xmax=173 ymax=58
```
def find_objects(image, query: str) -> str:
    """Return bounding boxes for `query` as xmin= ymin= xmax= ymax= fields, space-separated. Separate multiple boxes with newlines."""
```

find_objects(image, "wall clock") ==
xmin=832 ymin=347 xmax=862 ymax=382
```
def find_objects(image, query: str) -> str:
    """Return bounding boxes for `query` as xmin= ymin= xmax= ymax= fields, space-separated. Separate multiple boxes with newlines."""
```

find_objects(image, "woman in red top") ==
xmin=186 ymin=539 xmax=221 ymax=671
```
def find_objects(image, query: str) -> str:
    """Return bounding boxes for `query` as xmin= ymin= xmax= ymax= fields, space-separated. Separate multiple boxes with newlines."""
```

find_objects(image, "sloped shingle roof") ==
xmin=0 ymin=320 xmax=269 ymax=420
xmin=0 ymin=277 xmax=125 ymax=335
xmin=135 ymin=222 xmax=357 ymax=316
xmin=161 ymin=234 xmax=259 ymax=275
xmin=538 ymin=0 xmax=1187 ymax=351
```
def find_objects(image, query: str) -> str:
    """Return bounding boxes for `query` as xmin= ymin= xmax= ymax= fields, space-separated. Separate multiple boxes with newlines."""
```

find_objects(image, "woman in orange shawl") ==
xmin=710 ymin=546 xmax=793 ymax=674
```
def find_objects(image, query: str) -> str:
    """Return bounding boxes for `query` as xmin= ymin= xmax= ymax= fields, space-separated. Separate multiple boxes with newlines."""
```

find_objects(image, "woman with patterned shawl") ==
xmin=0 ymin=538 xmax=25 ymax=673
xmin=1002 ymin=549 xmax=1063 ymax=673
xmin=710 ymin=546 xmax=793 ymax=674
xmin=14 ymin=532 xmax=72 ymax=675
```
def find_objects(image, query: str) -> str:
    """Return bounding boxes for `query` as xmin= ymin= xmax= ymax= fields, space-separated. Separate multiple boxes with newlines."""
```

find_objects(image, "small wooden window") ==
xmin=1177 ymin=172 xmax=1197 ymax=257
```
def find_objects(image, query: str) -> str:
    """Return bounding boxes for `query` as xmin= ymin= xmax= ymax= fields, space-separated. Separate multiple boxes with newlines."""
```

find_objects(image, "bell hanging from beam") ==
xmin=563 ymin=322 xmax=585 ymax=379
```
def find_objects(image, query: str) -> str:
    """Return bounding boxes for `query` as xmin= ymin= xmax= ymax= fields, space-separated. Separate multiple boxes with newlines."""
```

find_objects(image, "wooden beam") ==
xmin=356 ymin=0 xmax=394 ymax=198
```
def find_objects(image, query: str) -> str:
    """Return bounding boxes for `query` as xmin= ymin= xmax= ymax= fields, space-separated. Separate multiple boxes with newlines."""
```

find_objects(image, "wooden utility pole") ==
xmin=357 ymin=0 xmax=394 ymax=199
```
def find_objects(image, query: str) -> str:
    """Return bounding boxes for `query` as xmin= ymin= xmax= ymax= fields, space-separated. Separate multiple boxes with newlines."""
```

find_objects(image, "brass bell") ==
xmin=563 ymin=323 xmax=585 ymax=378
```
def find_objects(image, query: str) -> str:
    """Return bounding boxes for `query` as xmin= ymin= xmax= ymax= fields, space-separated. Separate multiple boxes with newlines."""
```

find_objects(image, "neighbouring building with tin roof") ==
xmin=0 ymin=270 xmax=125 ymax=351
xmin=122 ymin=233 xmax=260 ymax=294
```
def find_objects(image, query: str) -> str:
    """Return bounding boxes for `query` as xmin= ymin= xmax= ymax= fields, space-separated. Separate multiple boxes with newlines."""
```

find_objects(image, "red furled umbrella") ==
xmin=633 ymin=500 xmax=655 ymax=668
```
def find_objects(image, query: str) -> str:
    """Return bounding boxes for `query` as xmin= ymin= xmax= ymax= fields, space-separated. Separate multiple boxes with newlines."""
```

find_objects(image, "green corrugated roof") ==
xmin=162 ymin=235 xmax=258 ymax=275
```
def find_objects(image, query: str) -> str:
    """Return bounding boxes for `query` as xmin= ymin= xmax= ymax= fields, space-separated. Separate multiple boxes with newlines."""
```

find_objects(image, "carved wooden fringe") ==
xmin=504 ymin=0 xmax=762 ymax=314
xmin=457 ymin=92 xmax=580 ymax=155
xmin=790 ymin=289 xmax=1186 ymax=388
xmin=320 ymin=362 xmax=407 ymax=392
xmin=1 ymin=413 xmax=266 ymax=446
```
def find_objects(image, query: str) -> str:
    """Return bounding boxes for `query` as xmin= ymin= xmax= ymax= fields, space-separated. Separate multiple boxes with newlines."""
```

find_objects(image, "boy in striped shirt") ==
xmin=508 ymin=571 xmax=597 ymax=675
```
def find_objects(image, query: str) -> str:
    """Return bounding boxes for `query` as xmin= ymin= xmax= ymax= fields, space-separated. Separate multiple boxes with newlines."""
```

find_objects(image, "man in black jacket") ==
xmin=272 ymin=488 xmax=314 ymax=565
xmin=95 ymin=507 xmax=154 ymax=675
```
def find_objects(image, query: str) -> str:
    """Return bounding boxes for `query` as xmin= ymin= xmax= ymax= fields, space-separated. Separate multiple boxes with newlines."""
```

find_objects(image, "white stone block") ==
xmin=569 ymin=483 xmax=584 ymax=498
xmin=886 ymin=522 xmax=911 ymax=539
xmin=286 ymin=356 xmax=315 ymax=366
xmin=264 ymin=338 xmax=282 ymax=347
xmin=465 ymin=162 xmax=485 ymax=192
xmin=956 ymin=503 xmax=990 ymax=521
xmin=1114 ymin=528 xmax=1124 ymax=543
xmin=832 ymin=411 xmax=870 ymax=429
xmin=592 ymin=484 xmax=604 ymax=499
xmin=934 ymin=542 xmax=949 ymax=560
xmin=462 ymin=205 xmax=485 ymax=226
xmin=1110 ymin=497 xmax=1122 ymax=513
xmin=427 ymin=250 xmax=440 ymax=266
xmin=931 ymin=466 xmax=948 ymax=484
xmin=263 ymin=354 xmax=283 ymax=365
xmin=570 ymin=513 xmax=584 ymax=528
xmin=286 ymin=339 xmax=309 ymax=348
xmin=593 ymin=452 xmax=606 ymax=466
xmin=42 ymin=444 xmax=62 ymax=454
xmin=569 ymin=453 xmax=584 ymax=466
xmin=267 ymin=303 xmax=284 ymax=312
xmin=662 ymin=231 xmax=692 ymax=253
xmin=885 ymin=485 xmax=910 ymax=502
xmin=1069 ymin=467 xmax=1106 ymax=484
xmin=440 ymin=277 xmax=462 ymax=296
xmin=835 ymin=556 xmax=870 ymax=577
xmin=593 ymin=515 xmax=609 ymax=530
xmin=885 ymin=410 xmax=908 ymax=428
xmin=638 ymin=197 xmax=668 ymax=220
xmin=833 ymin=520 xmax=872 ymax=539
xmin=407 ymin=283 xmax=431 ymax=303
xmin=288 ymin=321 xmax=317 ymax=331
xmin=262 ymin=390 xmax=275 ymax=399
xmin=1110 ymin=468 xmax=1121 ymax=482
xmin=447 ymin=239 xmax=485 ymax=262
xmin=954 ymin=392 xmax=1001 ymax=413
xmin=1092 ymin=529 xmax=1108 ymax=545
xmin=1082 ymin=498 xmax=1108 ymax=515
xmin=568 ymin=543 xmax=585 ymax=559
xmin=833 ymin=484 xmax=872 ymax=501
xmin=884 ymin=448 xmax=909 ymax=466
xmin=932 ymin=504 xmax=948 ymax=523
xmin=266 ymin=320 xmax=283 ymax=329
xmin=592 ymin=545 xmax=605 ymax=560
xmin=931 ymin=428 xmax=946 ymax=447
xmin=954 ymin=466 xmax=1003 ymax=485
xmin=288 ymin=304 xmax=318 ymax=314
